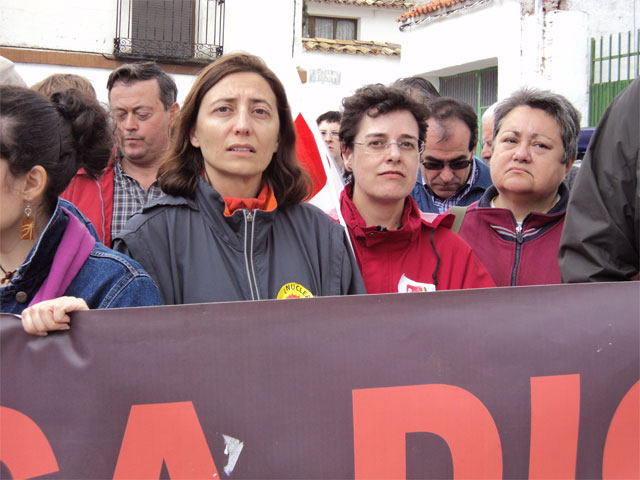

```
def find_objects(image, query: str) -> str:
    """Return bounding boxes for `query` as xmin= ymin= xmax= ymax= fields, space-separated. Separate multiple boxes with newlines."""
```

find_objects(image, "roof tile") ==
xmin=308 ymin=0 xmax=415 ymax=9
xmin=397 ymin=0 xmax=471 ymax=21
xmin=302 ymin=37 xmax=401 ymax=56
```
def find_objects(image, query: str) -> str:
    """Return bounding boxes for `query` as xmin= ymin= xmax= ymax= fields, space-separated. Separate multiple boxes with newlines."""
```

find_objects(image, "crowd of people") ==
xmin=0 ymin=53 xmax=637 ymax=336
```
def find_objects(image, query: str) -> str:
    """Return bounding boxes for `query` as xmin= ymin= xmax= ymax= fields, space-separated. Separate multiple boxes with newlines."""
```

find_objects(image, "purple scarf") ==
xmin=28 ymin=208 xmax=96 ymax=306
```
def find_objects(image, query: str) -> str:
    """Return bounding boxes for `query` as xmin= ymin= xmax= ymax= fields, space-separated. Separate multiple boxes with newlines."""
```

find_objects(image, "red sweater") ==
xmin=340 ymin=185 xmax=495 ymax=294
xmin=61 ymin=158 xmax=115 ymax=246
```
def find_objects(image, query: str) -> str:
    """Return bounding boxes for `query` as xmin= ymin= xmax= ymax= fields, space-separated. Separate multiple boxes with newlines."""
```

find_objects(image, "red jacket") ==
xmin=61 ymin=158 xmax=115 ymax=246
xmin=458 ymin=185 xmax=568 ymax=287
xmin=340 ymin=185 xmax=495 ymax=294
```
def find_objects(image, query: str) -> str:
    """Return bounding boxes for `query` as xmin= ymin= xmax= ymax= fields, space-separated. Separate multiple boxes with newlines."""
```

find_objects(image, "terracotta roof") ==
xmin=397 ymin=0 xmax=472 ymax=22
xmin=302 ymin=38 xmax=401 ymax=56
xmin=308 ymin=0 xmax=415 ymax=8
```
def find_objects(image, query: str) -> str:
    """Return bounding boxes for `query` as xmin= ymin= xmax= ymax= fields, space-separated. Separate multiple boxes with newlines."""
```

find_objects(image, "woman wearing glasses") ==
xmin=338 ymin=84 xmax=495 ymax=294
xmin=456 ymin=88 xmax=580 ymax=286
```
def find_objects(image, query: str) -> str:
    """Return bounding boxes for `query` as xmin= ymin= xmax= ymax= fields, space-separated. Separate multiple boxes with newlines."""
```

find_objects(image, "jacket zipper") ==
xmin=243 ymin=210 xmax=260 ymax=300
xmin=510 ymin=223 xmax=524 ymax=286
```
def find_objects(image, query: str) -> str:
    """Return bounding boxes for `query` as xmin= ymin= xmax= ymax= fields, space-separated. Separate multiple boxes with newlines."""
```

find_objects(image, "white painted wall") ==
xmin=400 ymin=0 xmax=521 ymax=100
xmin=12 ymin=63 xmax=197 ymax=107
xmin=566 ymin=0 xmax=639 ymax=40
xmin=398 ymin=0 xmax=634 ymax=126
xmin=0 ymin=0 xmax=115 ymax=53
xmin=297 ymin=50 xmax=401 ymax=120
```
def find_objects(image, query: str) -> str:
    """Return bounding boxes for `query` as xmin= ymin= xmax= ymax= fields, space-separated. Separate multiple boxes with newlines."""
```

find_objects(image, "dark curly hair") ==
xmin=0 ymin=85 xmax=112 ymax=213
xmin=339 ymin=83 xmax=430 ymax=151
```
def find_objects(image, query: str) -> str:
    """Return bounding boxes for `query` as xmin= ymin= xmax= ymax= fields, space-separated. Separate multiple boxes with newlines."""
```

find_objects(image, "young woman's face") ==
xmin=190 ymin=72 xmax=280 ymax=198
xmin=343 ymin=109 xmax=421 ymax=208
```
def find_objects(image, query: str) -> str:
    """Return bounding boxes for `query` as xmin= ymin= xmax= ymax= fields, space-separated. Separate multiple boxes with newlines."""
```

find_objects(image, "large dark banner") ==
xmin=1 ymin=282 xmax=638 ymax=479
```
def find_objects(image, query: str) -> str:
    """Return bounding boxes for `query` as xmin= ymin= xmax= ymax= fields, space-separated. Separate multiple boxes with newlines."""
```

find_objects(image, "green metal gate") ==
xmin=590 ymin=30 xmax=639 ymax=125
xmin=439 ymin=67 xmax=498 ymax=156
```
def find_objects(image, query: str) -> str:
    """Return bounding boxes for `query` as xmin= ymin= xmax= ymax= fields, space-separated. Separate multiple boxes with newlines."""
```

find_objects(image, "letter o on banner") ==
xmin=352 ymin=384 xmax=502 ymax=479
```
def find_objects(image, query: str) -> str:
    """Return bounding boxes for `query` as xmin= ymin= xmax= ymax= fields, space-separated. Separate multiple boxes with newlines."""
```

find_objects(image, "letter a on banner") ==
xmin=0 ymin=406 xmax=59 ymax=479
xmin=352 ymin=384 xmax=502 ymax=479
xmin=113 ymin=401 xmax=218 ymax=479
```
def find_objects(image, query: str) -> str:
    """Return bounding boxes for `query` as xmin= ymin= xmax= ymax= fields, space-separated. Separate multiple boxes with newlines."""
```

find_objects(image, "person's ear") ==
xmin=168 ymin=102 xmax=180 ymax=130
xmin=22 ymin=165 xmax=47 ymax=203
xmin=564 ymin=158 xmax=576 ymax=176
xmin=342 ymin=143 xmax=353 ymax=172
xmin=189 ymin=127 xmax=200 ymax=148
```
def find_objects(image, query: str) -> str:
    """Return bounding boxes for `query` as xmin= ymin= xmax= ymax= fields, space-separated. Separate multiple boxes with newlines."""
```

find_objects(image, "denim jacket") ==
xmin=0 ymin=199 xmax=161 ymax=314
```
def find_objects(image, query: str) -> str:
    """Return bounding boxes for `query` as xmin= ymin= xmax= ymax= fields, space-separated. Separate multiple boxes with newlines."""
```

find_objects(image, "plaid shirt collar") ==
xmin=422 ymin=158 xmax=478 ymax=213
xmin=111 ymin=153 xmax=163 ymax=240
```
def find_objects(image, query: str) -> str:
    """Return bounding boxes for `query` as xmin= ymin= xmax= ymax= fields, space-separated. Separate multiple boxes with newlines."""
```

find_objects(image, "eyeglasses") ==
xmin=353 ymin=138 xmax=425 ymax=155
xmin=421 ymin=158 xmax=473 ymax=170
xmin=320 ymin=130 xmax=340 ymax=139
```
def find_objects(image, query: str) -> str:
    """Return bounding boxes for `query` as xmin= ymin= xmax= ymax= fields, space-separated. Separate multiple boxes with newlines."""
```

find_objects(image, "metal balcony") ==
xmin=114 ymin=0 xmax=224 ymax=64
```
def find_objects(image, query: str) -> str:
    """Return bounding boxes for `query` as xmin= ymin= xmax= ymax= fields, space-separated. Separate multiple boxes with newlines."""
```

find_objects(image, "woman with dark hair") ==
xmin=0 ymin=86 xmax=161 ymax=334
xmin=338 ymin=84 xmax=494 ymax=294
xmin=114 ymin=53 xmax=364 ymax=304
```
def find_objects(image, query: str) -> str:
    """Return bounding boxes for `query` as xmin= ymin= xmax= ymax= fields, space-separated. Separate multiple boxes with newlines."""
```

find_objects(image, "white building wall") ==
xmin=398 ymin=0 xmax=636 ymax=125
xmin=0 ymin=0 xmax=115 ymax=53
xmin=566 ymin=0 xmax=639 ymax=39
xmin=297 ymin=50 xmax=401 ymax=120
xmin=1 ymin=0 xmax=299 ymax=107
xmin=400 ymin=0 xmax=521 ymax=99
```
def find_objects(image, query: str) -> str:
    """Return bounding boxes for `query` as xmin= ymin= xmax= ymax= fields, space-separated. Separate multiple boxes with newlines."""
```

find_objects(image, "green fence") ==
xmin=590 ymin=30 xmax=639 ymax=125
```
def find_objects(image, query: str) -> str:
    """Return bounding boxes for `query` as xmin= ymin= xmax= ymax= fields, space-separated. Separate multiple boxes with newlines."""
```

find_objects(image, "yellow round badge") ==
xmin=277 ymin=282 xmax=314 ymax=299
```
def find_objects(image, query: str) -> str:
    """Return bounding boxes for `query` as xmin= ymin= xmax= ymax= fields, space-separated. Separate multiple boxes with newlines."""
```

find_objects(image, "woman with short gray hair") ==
xmin=456 ymin=87 xmax=580 ymax=286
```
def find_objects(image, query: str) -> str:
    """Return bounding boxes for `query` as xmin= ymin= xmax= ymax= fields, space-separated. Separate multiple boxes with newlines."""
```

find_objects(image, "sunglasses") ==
xmin=421 ymin=159 xmax=473 ymax=170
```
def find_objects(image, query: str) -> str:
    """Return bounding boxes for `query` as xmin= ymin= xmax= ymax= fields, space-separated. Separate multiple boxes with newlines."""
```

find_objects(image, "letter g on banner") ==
xmin=352 ymin=384 xmax=502 ymax=479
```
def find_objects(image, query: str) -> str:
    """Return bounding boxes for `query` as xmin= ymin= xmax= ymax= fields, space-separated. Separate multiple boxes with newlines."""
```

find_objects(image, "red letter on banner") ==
xmin=352 ymin=384 xmax=502 ymax=479
xmin=113 ymin=401 xmax=219 ymax=479
xmin=529 ymin=374 xmax=581 ymax=479
xmin=603 ymin=380 xmax=640 ymax=479
xmin=0 ymin=406 xmax=59 ymax=479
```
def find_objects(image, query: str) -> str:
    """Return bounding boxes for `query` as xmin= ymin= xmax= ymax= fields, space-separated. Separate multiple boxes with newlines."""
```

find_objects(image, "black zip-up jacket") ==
xmin=113 ymin=177 xmax=365 ymax=304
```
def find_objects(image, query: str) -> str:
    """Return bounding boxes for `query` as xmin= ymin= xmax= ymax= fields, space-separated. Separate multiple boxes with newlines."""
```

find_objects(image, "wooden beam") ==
xmin=0 ymin=47 xmax=204 ymax=75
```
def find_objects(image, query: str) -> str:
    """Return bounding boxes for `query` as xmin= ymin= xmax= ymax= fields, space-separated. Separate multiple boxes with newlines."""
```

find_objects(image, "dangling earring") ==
xmin=21 ymin=203 xmax=35 ymax=240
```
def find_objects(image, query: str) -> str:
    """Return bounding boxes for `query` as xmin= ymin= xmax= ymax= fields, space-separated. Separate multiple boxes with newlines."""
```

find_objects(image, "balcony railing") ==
xmin=114 ymin=0 xmax=224 ymax=64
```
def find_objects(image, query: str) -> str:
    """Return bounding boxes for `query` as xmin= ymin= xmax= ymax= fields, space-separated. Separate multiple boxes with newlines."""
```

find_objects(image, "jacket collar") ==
xmin=340 ymin=183 xmax=423 ymax=246
xmin=476 ymin=182 xmax=570 ymax=226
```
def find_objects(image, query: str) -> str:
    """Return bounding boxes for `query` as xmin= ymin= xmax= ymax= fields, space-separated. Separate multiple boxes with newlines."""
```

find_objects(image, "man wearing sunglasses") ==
xmin=410 ymin=97 xmax=492 ymax=213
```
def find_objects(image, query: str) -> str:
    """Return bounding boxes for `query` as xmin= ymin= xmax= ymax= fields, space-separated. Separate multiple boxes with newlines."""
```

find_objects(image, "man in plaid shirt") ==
xmin=62 ymin=62 xmax=179 ymax=246
xmin=410 ymin=97 xmax=492 ymax=214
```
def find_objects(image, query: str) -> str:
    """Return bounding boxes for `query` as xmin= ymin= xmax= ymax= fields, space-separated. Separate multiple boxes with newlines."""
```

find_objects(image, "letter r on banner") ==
xmin=352 ymin=384 xmax=502 ymax=479
xmin=113 ymin=401 xmax=218 ymax=479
